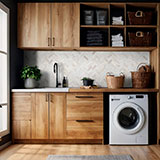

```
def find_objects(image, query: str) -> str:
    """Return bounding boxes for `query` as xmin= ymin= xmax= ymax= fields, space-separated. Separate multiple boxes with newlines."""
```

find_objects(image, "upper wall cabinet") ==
xmin=18 ymin=3 xmax=51 ymax=48
xmin=18 ymin=3 xmax=80 ymax=49
xmin=52 ymin=3 xmax=80 ymax=48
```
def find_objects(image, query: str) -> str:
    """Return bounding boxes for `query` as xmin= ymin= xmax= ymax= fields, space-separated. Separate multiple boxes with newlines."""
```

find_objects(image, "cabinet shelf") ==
xmin=81 ymin=25 xmax=157 ymax=28
xmin=78 ymin=47 xmax=156 ymax=51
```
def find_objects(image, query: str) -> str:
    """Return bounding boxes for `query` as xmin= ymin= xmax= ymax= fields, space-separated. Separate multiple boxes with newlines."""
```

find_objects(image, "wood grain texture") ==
xmin=32 ymin=93 xmax=49 ymax=139
xmin=157 ymin=4 xmax=160 ymax=144
xmin=69 ymin=88 xmax=159 ymax=93
xmin=12 ymin=121 xmax=31 ymax=139
xmin=52 ymin=3 xmax=80 ymax=48
xmin=12 ymin=93 xmax=33 ymax=120
xmin=2 ymin=144 xmax=160 ymax=160
xmin=66 ymin=120 xmax=103 ymax=139
xmin=67 ymin=101 xmax=103 ymax=121
xmin=66 ymin=93 xmax=103 ymax=140
xmin=50 ymin=93 xmax=66 ymax=139
xmin=18 ymin=3 xmax=51 ymax=48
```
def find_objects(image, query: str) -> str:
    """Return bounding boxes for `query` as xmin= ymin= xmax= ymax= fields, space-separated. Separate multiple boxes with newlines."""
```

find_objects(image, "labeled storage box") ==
xmin=83 ymin=10 xmax=94 ymax=25
xmin=96 ymin=10 xmax=107 ymax=25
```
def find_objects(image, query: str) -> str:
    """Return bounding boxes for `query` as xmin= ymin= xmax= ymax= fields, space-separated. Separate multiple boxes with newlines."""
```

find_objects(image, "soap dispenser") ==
xmin=62 ymin=76 xmax=67 ymax=87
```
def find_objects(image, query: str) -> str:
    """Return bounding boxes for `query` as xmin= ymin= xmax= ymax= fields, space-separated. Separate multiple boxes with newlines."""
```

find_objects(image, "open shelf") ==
xmin=80 ymin=3 xmax=158 ymax=48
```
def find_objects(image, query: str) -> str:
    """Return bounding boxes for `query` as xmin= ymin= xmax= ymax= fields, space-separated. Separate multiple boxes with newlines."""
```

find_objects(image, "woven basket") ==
xmin=128 ymin=31 xmax=153 ymax=47
xmin=131 ymin=64 xmax=152 ymax=88
xmin=106 ymin=73 xmax=125 ymax=89
xmin=128 ymin=11 xmax=153 ymax=25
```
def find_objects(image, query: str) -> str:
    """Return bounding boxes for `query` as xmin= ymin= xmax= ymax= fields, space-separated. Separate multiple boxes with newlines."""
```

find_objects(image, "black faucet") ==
xmin=53 ymin=63 xmax=61 ymax=88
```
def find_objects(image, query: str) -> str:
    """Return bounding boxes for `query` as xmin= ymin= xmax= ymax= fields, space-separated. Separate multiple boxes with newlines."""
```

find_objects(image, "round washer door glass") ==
xmin=113 ymin=102 xmax=145 ymax=135
xmin=118 ymin=107 xmax=139 ymax=129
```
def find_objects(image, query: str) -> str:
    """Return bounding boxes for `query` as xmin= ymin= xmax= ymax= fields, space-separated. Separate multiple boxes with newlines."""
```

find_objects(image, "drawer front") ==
xmin=67 ymin=101 xmax=103 ymax=120
xmin=12 ymin=93 xmax=33 ymax=120
xmin=66 ymin=120 xmax=103 ymax=139
xmin=67 ymin=93 xmax=103 ymax=101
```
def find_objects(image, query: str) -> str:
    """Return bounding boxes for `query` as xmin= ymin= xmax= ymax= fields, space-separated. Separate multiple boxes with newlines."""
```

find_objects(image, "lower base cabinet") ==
xmin=12 ymin=92 xmax=103 ymax=143
xmin=66 ymin=93 xmax=103 ymax=140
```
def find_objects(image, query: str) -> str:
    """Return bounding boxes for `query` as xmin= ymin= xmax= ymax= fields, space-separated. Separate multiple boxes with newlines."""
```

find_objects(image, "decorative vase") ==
xmin=24 ymin=78 xmax=36 ymax=89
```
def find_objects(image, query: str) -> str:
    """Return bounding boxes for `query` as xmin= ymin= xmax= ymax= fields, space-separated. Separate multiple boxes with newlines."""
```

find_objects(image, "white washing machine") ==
xmin=109 ymin=94 xmax=148 ymax=145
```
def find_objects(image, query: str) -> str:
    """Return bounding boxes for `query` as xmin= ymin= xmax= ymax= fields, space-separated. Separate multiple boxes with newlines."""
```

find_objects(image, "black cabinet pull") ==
xmin=75 ymin=96 xmax=94 ymax=98
xmin=0 ymin=105 xmax=2 ymax=108
xmin=76 ymin=120 xmax=94 ymax=123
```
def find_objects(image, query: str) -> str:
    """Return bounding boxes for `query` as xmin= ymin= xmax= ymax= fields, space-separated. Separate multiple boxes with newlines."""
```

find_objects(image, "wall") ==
xmin=24 ymin=51 xmax=149 ymax=88
xmin=0 ymin=0 xmax=23 ymax=147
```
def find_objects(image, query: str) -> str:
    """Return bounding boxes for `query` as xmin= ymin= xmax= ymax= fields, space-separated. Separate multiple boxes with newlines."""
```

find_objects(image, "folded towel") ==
xmin=112 ymin=44 xmax=124 ymax=47
xmin=112 ymin=16 xmax=123 ymax=20
xmin=111 ymin=34 xmax=122 ymax=38
xmin=112 ymin=37 xmax=123 ymax=41
xmin=112 ymin=41 xmax=124 ymax=45
xmin=112 ymin=21 xmax=124 ymax=25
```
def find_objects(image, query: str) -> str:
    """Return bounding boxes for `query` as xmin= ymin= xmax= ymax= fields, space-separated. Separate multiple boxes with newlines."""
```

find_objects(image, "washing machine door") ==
xmin=113 ymin=102 xmax=145 ymax=135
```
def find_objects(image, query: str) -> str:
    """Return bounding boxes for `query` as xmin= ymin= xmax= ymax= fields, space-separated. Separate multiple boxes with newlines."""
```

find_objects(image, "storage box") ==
xmin=83 ymin=10 xmax=94 ymax=25
xmin=96 ymin=10 xmax=107 ymax=25
xmin=128 ymin=11 xmax=153 ymax=25
xmin=128 ymin=31 xmax=153 ymax=46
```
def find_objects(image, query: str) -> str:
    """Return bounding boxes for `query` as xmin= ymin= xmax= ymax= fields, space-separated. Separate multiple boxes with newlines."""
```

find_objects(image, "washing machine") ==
xmin=109 ymin=94 xmax=148 ymax=145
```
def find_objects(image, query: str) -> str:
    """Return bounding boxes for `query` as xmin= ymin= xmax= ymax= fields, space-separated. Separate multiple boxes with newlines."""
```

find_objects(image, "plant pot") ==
xmin=83 ymin=79 xmax=94 ymax=86
xmin=24 ymin=78 xmax=36 ymax=89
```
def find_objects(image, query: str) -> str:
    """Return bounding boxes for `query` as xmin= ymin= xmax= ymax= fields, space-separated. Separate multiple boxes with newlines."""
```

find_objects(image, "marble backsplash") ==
xmin=24 ymin=51 xmax=149 ymax=88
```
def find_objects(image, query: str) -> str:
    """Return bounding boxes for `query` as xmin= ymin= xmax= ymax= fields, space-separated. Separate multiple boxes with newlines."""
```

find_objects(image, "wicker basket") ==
xmin=128 ymin=31 xmax=153 ymax=46
xmin=131 ymin=64 xmax=152 ymax=88
xmin=106 ymin=73 xmax=125 ymax=89
xmin=128 ymin=11 xmax=153 ymax=25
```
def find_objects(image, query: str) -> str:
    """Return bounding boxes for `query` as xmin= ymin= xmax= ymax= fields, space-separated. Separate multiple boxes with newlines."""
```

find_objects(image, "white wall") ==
xmin=24 ymin=51 xmax=150 ymax=88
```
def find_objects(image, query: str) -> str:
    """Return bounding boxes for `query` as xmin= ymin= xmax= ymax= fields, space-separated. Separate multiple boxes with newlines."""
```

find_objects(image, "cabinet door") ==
xmin=12 ymin=93 xmax=35 ymax=140
xmin=18 ymin=3 xmax=51 ymax=48
xmin=13 ymin=121 xmax=31 ymax=139
xmin=50 ymin=93 xmax=66 ymax=139
xmin=52 ymin=3 xmax=80 ymax=48
xmin=32 ymin=93 xmax=49 ymax=139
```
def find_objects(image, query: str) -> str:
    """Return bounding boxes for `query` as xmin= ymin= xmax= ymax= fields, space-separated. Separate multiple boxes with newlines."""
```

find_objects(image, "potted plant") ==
xmin=81 ymin=77 xmax=94 ymax=86
xmin=21 ymin=65 xmax=41 ymax=88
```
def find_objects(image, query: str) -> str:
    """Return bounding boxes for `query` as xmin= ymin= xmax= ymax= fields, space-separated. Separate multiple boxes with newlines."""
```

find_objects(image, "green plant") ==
xmin=81 ymin=77 xmax=94 ymax=81
xmin=21 ymin=65 xmax=41 ymax=81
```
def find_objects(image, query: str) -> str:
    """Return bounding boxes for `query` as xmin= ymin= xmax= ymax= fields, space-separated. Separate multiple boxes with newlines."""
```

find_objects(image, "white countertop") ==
xmin=12 ymin=88 xmax=69 ymax=92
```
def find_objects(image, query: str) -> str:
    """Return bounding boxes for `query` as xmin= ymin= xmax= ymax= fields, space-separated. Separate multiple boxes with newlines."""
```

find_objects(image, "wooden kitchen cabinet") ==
xmin=18 ymin=3 xmax=80 ymax=49
xmin=52 ymin=3 xmax=80 ymax=48
xmin=18 ymin=3 xmax=51 ymax=48
xmin=66 ymin=93 xmax=103 ymax=140
xmin=12 ymin=92 xmax=66 ymax=141
xmin=50 ymin=93 xmax=66 ymax=139
xmin=32 ymin=93 xmax=49 ymax=139
xmin=12 ymin=93 xmax=35 ymax=140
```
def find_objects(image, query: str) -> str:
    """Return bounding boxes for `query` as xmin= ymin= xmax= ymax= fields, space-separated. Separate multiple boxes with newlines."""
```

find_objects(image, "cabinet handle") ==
xmin=75 ymin=96 xmax=94 ymax=98
xmin=52 ymin=37 xmax=55 ymax=46
xmin=46 ymin=93 xmax=49 ymax=102
xmin=0 ymin=105 xmax=2 ymax=108
xmin=50 ymin=94 xmax=54 ymax=103
xmin=76 ymin=120 xmax=94 ymax=123
xmin=48 ymin=37 xmax=50 ymax=46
